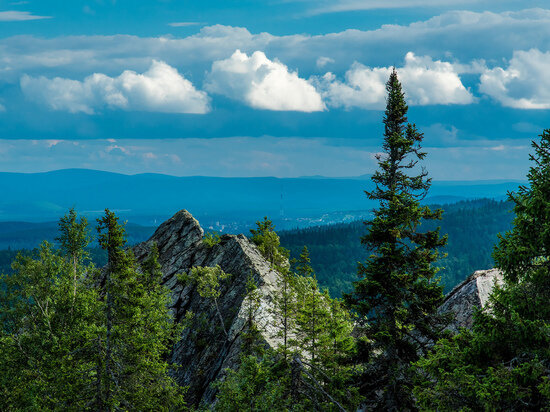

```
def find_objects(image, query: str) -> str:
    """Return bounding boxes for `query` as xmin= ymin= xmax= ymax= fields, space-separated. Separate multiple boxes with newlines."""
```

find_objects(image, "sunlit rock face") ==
xmin=440 ymin=268 xmax=504 ymax=333
xmin=133 ymin=210 xmax=281 ymax=406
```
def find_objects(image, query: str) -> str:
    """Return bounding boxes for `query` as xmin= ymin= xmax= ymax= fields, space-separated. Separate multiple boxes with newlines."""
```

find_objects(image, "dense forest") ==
xmin=280 ymin=198 xmax=513 ymax=296
xmin=0 ymin=198 xmax=513 ymax=298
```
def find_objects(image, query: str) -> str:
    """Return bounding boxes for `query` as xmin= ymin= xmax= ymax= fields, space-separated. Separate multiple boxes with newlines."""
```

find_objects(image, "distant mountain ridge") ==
xmin=0 ymin=169 xmax=524 ymax=229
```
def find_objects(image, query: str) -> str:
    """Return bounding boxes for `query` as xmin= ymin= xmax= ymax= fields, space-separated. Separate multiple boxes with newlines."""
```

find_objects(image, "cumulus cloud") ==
xmin=479 ymin=49 xmax=550 ymax=109
xmin=319 ymin=52 xmax=474 ymax=109
xmin=0 ymin=10 xmax=51 ymax=21
xmin=205 ymin=50 xmax=325 ymax=112
xmin=20 ymin=60 xmax=210 ymax=114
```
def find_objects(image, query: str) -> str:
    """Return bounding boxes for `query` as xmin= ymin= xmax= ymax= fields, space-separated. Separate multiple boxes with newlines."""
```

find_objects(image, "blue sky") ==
xmin=0 ymin=1 xmax=548 ymax=179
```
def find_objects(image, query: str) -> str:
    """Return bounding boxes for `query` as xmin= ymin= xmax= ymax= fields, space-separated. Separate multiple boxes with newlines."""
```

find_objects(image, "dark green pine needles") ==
xmin=346 ymin=69 xmax=448 ymax=411
xmin=413 ymin=130 xmax=550 ymax=410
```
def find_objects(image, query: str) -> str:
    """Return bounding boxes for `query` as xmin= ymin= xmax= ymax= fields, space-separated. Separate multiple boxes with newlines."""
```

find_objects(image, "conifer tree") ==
xmin=413 ymin=131 xmax=550 ymax=410
xmin=270 ymin=264 xmax=298 ymax=361
xmin=293 ymin=247 xmax=361 ymax=410
xmin=95 ymin=209 xmax=185 ymax=410
xmin=215 ymin=231 xmax=361 ymax=411
xmin=346 ymin=69 xmax=447 ymax=410
xmin=250 ymin=217 xmax=288 ymax=267
xmin=241 ymin=274 xmax=263 ymax=356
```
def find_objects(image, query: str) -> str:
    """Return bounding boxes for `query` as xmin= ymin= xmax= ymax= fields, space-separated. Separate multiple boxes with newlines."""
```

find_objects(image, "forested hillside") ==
xmin=1 ymin=198 xmax=514 ymax=297
xmin=280 ymin=198 xmax=514 ymax=296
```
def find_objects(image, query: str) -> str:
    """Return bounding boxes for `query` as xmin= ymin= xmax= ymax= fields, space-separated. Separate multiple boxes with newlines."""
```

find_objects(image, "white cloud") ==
xmin=205 ymin=50 xmax=325 ymax=112
xmin=20 ymin=60 xmax=210 ymax=114
xmin=316 ymin=56 xmax=335 ymax=69
xmin=479 ymin=49 xmax=550 ymax=109
xmin=168 ymin=22 xmax=201 ymax=27
xmin=320 ymin=52 xmax=474 ymax=109
xmin=1 ymin=9 xmax=549 ymax=84
xmin=0 ymin=10 xmax=51 ymax=21
xmin=309 ymin=0 xmax=483 ymax=15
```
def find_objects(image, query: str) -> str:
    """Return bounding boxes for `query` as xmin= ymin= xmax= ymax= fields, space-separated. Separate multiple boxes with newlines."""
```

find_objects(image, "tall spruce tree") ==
xmin=413 ymin=131 xmax=550 ymax=410
xmin=96 ymin=209 xmax=185 ymax=410
xmin=346 ymin=69 xmax=447 ymax=410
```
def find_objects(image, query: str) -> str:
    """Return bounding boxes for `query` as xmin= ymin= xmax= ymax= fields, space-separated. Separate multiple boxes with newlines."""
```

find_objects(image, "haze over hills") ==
xmin=0 ymin=169 xmax=523 ymax=232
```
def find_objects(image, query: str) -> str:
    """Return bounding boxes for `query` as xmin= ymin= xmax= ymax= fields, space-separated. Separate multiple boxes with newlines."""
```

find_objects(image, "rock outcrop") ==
xmin=133 ymin=210 xmax=281 ymax=405
xmin=133 ymin=210 xmax=506 ymax=405
xmin=440 ymin=268 xmax=504 ymax=333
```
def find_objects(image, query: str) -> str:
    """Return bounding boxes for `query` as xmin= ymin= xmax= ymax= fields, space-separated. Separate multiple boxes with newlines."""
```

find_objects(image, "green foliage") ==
xmin=0 ymin=242 xmax=102 ymax=410
xmin=213 ymin=355 xmax=291 ymax=411
xmin=241 ymin=274 xmax=263 ymax=356
xmin=250 ymin=216 xmax=289 ymax=267
xmin=0 ymin=209 xmax=186 ymax=410
xmin=179 ymin=265 xmax=231 ymax=338
xmin=270 ymin=265 xmax=299 ymax=360
xmin=216 ymin=241 xmax=361 ymax=411
xmin=203 ymin=231 xmax=222 ymax=248
xmin=413 ymin=131 xmax=550 ymax=411
xmin=292 ymin=249 xmax=360 ymax=411
xmin=346 ymin=69 xmax=448 ymax=410
xmin=280 ymin=199 xmax=514 ymax=297
xmin=97 ymin=209 xmax=187 ymax=410
xmin=57 ymin=207 xmax=91 ymax=265
xmin=182 ymin=265 xmax=231 ymax=301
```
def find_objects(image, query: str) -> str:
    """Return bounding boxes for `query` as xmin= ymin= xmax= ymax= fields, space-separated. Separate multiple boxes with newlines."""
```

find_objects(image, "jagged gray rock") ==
xmin=440 ymin=268 xmax=504 ymax=333
xmin=133 ymin=210 xmax=505 ymax=405
xmin=133 ymin=210 xmax=281 ymax=406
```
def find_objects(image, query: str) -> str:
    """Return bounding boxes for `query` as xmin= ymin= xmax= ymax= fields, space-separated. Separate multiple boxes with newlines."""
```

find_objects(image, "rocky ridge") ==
xmin=133 ymin=210 xmax=505 ymax=405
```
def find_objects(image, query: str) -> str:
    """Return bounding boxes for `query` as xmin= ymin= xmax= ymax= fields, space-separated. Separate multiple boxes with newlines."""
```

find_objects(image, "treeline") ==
xmin=281 ymin=198 xmax=514 ymax=297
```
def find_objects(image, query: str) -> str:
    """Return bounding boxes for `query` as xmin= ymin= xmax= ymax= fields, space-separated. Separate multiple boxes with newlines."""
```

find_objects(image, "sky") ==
xmin=0 ymin=0 xmax=548 ymax=180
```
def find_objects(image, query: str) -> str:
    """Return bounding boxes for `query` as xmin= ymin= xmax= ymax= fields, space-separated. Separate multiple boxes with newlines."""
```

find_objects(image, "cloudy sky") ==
xmin=0 ymin=0 xmax=548 ymax=179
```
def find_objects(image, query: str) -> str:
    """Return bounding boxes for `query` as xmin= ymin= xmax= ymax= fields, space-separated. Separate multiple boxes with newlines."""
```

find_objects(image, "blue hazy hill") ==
xmin=0 ymin=169 xmax=523 ymax=229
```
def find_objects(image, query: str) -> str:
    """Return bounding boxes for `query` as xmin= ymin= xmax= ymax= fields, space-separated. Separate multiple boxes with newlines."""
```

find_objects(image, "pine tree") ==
xmin=241 ymin=274 xmax=263 ymax=356
xmin=270 ymin=264 xmax=298 ymax=361
xmin=250 ymin=217 xmax=288 ymax=267
xmin=96 ymin=209 xmax=185 ymax=410
xmin=215 ymin=234 xmax=361 ymax=411
xmin=293 ymin=247 xmax=361 ymax=411
xmin=346 ymin=69 xmax=447 ymax=410
xmin=413 ymin=131 xmax=550 ymax=410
